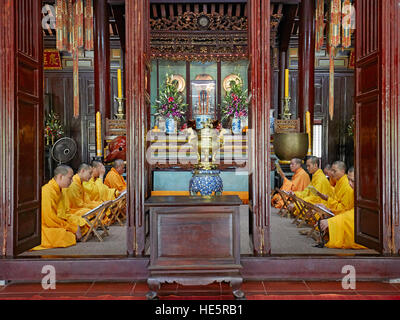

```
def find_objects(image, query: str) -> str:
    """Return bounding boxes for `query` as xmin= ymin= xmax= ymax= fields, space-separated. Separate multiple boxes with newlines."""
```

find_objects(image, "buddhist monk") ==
xmin=32 ymin=165 xmax=81 ymax=250
xmin=271 ymin=158 xmax=310 ymax=209
xmin=320 ymin=168 xmax=367 ymax=249
xmin=288 ymin=156 xmax=334 ymax=217
xmin=83 ymin=161 xmax=117 ymax=225
xmin=83 ymin=161 xmax=117 ymax=202
xmin=314 ymin=161 xmax=354 ymax=215
xmin=104 ymin=159 xmax=127 ymax=192
xmin=62 ymin=163 xmax=103 ymax=229
xmin=324 ymin=164 xmax=336 ymax=187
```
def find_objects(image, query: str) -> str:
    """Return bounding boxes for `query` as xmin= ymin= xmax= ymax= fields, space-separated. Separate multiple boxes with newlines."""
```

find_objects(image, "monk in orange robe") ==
xmin=320 ymin=167 xmax=367 ymax=249
xmin=32 ymin=165 xmax=81 ymax=250
xmin=104 ymin=159 xmax=127 ymax=192
xmin=271 ymin=158 xmax=311 ymax=209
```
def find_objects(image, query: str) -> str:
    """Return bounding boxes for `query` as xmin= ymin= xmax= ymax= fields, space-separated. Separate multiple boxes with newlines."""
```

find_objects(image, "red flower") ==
xmin=168 ymin=97 xmax=174 ymax=103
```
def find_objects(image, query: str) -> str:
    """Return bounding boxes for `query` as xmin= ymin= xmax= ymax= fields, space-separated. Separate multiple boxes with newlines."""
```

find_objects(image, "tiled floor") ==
xmin=0 ymin=281 xmax=400 ymax=300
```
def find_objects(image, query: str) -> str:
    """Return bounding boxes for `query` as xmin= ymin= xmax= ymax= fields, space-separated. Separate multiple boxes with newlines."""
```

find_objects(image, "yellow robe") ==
xmin=83 ymin=177 xmax=116 ymax=202
xmin=326 ymin=174 xmax=354 ymax=215
xmin=272 ymin=167 xmax=311 ymax=209
xmin=83 ymin=177 xmax=116 ymax=224
xmin=32 ymin=179 xmax=77 ymax=250
xmin=326 ymin=209 xmax=367 ymax=249
xmin=62 ymin=175 xmax=102 ymax=228
xmin=295 ymin=169 xmax=334 ymax=204
xmin=104 ymin=167 xmax=127 ymax=192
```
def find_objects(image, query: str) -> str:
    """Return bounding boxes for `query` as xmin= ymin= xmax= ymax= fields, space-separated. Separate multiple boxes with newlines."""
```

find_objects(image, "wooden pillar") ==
xmin=278 ymin=50 xmax=288 ymax=117
xmin=126 ymin=0 xmax=149 ymax=256
xmin=298 ymin=0 xmax=315 ymax=135
xmin=94 ymin=0 xmax=111 ymax=120
xmin=248 ymin=0 xmax=270 ymax=255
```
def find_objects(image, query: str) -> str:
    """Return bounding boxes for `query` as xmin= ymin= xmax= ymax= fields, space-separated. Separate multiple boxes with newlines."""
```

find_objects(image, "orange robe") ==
xmin=104 ymin=167 xmax=127 ymax=192
xmin=272 ymin=167 xmax=311 ymax=209
xmin=32 ymin=179 xmax=77 ymax=250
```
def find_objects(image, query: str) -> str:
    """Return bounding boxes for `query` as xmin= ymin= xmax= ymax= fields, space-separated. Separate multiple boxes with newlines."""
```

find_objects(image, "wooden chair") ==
xmin=290 ymin=194 xmax=313 ymax=226
xmin=81 ymin=200 xmax=114 ymax=242
xmin=273 ymin=188 xmax=293 ymax=217
xmin=106 ymin=193 xmax=127 ymax=227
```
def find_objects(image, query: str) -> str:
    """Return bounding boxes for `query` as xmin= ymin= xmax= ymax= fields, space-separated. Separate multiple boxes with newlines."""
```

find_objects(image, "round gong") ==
xmin=272 ymin=132 xmax=308 ymax=161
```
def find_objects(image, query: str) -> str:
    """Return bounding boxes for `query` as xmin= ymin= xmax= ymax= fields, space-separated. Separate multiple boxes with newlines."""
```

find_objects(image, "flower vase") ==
xmin=165 ymin=117 xmax=176 ymax=134
xmin=232 ymin=116 xmax=241 ymax=134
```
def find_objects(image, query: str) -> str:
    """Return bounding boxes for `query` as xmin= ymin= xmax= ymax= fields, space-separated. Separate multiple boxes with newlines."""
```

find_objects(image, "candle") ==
xmin=96 ymin=112 xmax=102 ymax=156
xmin=117 ymin=69 xmax=122 ymax=98
xmin=306 ymin=111 xmax=312 ymax=155
xmin=285 ymin=69 xmax=290 ymax=98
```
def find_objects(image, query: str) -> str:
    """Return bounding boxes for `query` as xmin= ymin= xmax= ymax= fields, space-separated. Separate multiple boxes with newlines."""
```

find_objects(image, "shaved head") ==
xmin=307 ymin=156 xmax=320 ymax=166
xmin=332 ymin=161 xmax=347 ymax=172
xmin=54 ymin=165 xmax=72 ymax=177
xmin=331 ymin=161 xmax=347 ymax=180
xmin=306 ymin=156 xmax=320 ymax=174
xmin=113 ymin=159 xmax=125 ymax=168
xmin=91 ymin=160 xmax=103 ymax=169
xmin=78 ymin=163 xmax=92 ymax=173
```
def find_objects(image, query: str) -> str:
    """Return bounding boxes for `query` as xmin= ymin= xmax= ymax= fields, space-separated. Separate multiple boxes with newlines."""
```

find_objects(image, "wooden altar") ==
xmin=144 ymin=195 xmax=244 ymax=299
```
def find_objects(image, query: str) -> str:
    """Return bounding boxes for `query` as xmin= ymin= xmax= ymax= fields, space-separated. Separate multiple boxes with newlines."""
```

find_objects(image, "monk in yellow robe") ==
xmin=83 ymin=161 xmax=117 ymax=225
xmin=320 ymin=168 xmax=367 ymax=249
xmin=315 ymin=161 xmax=354 ymax=215
xmin=271 ymin=158 xmax=310 ymax=209
xmin=324 ymin=164 xmax=336 ymax=187
xmin=32 ymin=165 xmax=81 ymax=250
xmin=294 ymin=156 xmax=334 ymax=204
xmin=288 ymin=157 xmax=334 ymax=218
xmin=62 ymin=163 xmax=102 ymax=229
xmin=83 ymin=161 xmax=117 ymax=202
xmin=104 ymin=159 xmax=127 ymax=192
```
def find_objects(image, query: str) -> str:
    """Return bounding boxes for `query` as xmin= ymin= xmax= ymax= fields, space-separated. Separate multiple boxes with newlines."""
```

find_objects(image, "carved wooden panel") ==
xmin=354 ymin=0 xmax=382 ymax=252
xmin=14 ymin=0 xmax=43 ymax=255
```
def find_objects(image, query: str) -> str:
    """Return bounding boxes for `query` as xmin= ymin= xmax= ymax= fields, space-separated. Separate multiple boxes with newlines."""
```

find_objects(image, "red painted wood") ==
xmin=11 ymin=0 xmax=43 ymax=256
xmin=126 ymin=0 xmax=150 ymax=256
xmin=94 ymin=0 xmax=111 ymax=121
xmin=355 ymin=0 xmax=400 ymax=254
xmin=248 ymin=0 xmax=270 ymax=255
xmin=298 ymin=0 xmax=315 ymax=134
xmin=1 ymin=256 xmax=400 ymax=282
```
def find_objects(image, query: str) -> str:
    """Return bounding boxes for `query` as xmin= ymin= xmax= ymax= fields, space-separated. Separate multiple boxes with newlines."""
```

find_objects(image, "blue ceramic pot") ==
xmin=189 ymin=169 xmax=223 ymax=197
xmin=232 ymin=117 xmax=241 ymax=134
xmin=165 ymin=117 xmax=175 ymax=134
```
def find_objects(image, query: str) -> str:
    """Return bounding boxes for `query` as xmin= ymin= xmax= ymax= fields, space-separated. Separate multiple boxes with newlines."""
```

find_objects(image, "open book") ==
xmin=115 ymin=190 xmax=127 ymax=201
xmin=314 ymin=204 xmax=335 ymax=217
xmin=306 ymin=185 xmax=319 ymax=195
xmin=82 ymin=200 xmax=113 ymax=218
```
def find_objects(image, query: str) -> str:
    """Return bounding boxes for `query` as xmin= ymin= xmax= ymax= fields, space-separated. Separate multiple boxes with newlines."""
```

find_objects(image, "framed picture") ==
xmin=191 ymin=80 xmax=217 ymax=129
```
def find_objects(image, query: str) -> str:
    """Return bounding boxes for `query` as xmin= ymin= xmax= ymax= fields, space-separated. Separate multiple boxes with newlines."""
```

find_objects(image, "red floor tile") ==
xmin=305 ymin=281 xmax=358 ymax=294
xmin=0 ymin=282 xmax=45 ymax=294
xmin=131 ymin=282 xmax=150 ymax=294
xmin=41 ymin=282 xmax=94 ymax=294
xmin=354 ymin=282 xmax=400 ymax=293
xmin=86 ymin=281 xmax=135 ymax=295
xmin=177 ymin=282 xmax=221 ymax=293
xmin=263 ymin=281 xmax=309 ymax=293
xmin=241 ymin=281 xmax=266 ymax=293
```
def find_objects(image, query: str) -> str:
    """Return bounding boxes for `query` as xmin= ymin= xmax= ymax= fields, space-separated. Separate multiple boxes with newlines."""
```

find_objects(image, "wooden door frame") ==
xmin=1 ymin=0 xmax=400 ymax=282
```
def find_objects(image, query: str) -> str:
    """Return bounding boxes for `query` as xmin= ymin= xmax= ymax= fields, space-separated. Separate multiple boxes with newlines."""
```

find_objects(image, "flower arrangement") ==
xmin=221 ymin=75 xmax=250 ymax=122
xmin=154 ymin=74 xmax=188 ymax=121
xmin=44 ymin=110 xmax=64 ymax=145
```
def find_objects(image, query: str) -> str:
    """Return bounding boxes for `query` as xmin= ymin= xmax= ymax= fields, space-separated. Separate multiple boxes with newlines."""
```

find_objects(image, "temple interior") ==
xmin=22 ymin=0 xmax=380 ymax=257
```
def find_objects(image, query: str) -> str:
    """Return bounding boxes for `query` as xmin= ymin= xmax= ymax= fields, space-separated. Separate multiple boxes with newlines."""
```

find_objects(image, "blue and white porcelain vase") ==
xmin=232 ymin=116 xmax=241 ymax=134
xmin=189 ymin=169 xmax=223 ymax=197
xmin=165 ymin=117 xmax=175 ymax=134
